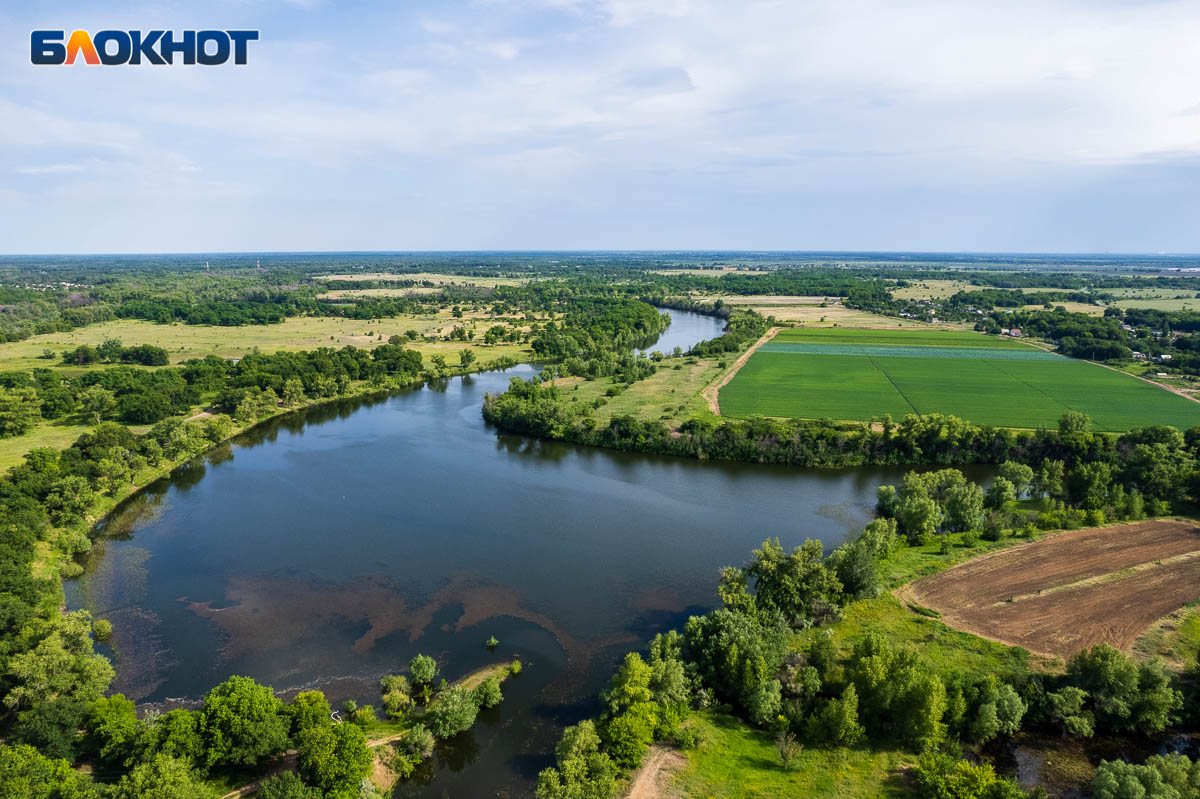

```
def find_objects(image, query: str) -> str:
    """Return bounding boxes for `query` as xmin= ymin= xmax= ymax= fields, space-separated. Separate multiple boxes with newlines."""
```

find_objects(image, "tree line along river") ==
xmin=67 ymin=309 xmax=943 ymax=798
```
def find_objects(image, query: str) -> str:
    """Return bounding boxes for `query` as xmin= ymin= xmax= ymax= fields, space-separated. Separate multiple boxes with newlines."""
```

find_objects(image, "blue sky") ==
xmin=3 ymin=0 xmax=1200 ymax=254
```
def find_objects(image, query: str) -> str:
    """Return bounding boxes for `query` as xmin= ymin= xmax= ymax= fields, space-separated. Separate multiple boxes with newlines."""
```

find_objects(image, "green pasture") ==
xmin=722 ymin=330 xmax=1200 ymax=431
xmin=772 ymin=327 xmax=1031 ymax=349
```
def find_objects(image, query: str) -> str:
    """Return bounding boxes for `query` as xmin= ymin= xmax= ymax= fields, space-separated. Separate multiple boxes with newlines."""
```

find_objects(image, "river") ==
xmin=67 ymin=309 xmax=923 ymax=797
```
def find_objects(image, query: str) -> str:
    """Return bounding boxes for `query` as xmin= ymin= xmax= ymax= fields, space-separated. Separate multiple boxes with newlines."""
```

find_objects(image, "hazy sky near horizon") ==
xmin=4 ymin=0 xmax=1200 ymax=254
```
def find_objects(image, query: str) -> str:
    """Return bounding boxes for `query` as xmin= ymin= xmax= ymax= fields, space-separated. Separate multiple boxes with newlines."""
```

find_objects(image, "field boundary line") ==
xmin=702 ymin=326 xmax=780 ymax=416
xmin=1086 ymin=359 xmax=1200 ymax=404
xmin=864 ymin=354 xmax=919 ymax=415
xmin=981 ymin=358 xmax=1073 ymax=418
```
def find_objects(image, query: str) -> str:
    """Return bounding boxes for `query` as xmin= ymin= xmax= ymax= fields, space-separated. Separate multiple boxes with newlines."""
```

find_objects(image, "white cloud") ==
xmin=3 ymin=0 xmax=1200 ymax=251
xmin=15 ymin=163 xmax=85 ymax=175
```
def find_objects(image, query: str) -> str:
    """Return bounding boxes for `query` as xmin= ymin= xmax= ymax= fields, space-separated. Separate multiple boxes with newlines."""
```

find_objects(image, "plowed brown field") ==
xmin=902 ymin=520 xmax=1200 ymax=659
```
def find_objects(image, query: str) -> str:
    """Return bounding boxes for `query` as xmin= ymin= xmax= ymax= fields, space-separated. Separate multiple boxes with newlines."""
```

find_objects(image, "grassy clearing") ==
xmin=319 ymin=287 xmax=442 ymax=298
xmin=804 ymin=593 xmax=1034 ymax=682
xmin=1133 ymin=601 xmax=1200 ymax=670
xmin=0 ymin=314 xmax=535 ymax=372
xmin=652 ymin=268 xmax=763 ymax=276
xmin=889 ymin=279 xmax=982 ymax=300
xmin=0 ymin=421 xmax=97 ymax=472
xmin=1114 ymin=297 xmax=1200 ymax=312
xmin=1020 ymin=301 xmax=1105 ymax=316
xmin=706 ymin=297 xmax=921 ymax=328
xmin=720 ymin=328 xmax=1200 ymax=431
xmin=672 ymin=712 xmax=916 ymax=799
xmin=322 ymin=272 xmax=529 ymax=287
xmin=554 ymin=355 xmax=725 ymax=427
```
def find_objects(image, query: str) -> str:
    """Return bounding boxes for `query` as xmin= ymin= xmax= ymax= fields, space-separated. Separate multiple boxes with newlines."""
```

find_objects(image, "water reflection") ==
xmin=66 ymin=310 xmax=927 ymax=797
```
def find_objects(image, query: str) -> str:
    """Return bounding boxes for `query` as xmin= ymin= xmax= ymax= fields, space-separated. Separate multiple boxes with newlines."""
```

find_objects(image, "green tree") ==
xmin=1092 ymin=754 xmax=1200 ymax=799
xmin=257 ymin=772 xmax=321 ymax=799
xmin=602 ymin=653 xmax=653 ymax=716
xmin=915 ymin=753 xmax=1026 ymax=799
xmin=896 ymin=494 xmax=939 ymax=544
xmin=807 ymin=684 xmax=863 ymax=746
xmin=233 ymin=395 xmax=258 ymax=424
xmin=1046 ymin=687 xmax=1094 ymax=739
xmin=198 ymin=676 xmax=289 ymax=768
xmin=827 ymin=538 xmax=879 ymax=600
xmin=427 ymin=685 xmax=479 ymax=739
xmin=4 ymin=611 xmax=114 ymax=711
xmin=602 ymin=701 xmax=657 ymax=768
xmin=943 ymin=482 xmax=984 ymax=532
xmin=296 ymin=722 xmax=372 ymax=796
xmin=148 ymin=709 xmax=204 ymax=765
xmin=98 ymin=339 xmax=125 ymax=362
xmin=409 ymin=653 xmax=438 ymax=687
xmin=85 ymin=693 xmax=144 ymax=768
xmin=985 ymin=477 xmax=1016 ymax=510
xmin=281 ymin=378 xmax=307 ymax=407
xmin=285 ymin=690 xmax=332 ymax=738
xmin=1067 ymin=645 xmax=1181 ymax=734
xmin=473 ymin=675 xmax=503 ymax=709
xmin=535 ymin=720 xmax=618 ymax=799
xmin=0 ymin=386 xmax=42 ymax=437
xmin=459 ymin=348 xmax=477 ymax=370
xmin=95 ymin=457 xmax=130 ymax=495
xmin=1034 ymin=459 xmax=1066 ymax=500
xmin=13 ymin=699 xmax=88 ymax=762
xmin=897 ymin=671 xmax=947 ymax=751
xmin=1068 ymin=461 xmax=1114 ymax=510
xmin=381 ymin=679 xmax=412 ymax=720
xmin=108 ymin=754 xmax=219 ymax=799
xmin=997 ymin=461 xmax=1034 ymax=496
xmin=0 ymin=743 xmax=101 ymax=799
xmin=79 ymin=385 xmax=116 ymax=424
xmin=647 ymin=631 xmax=690 ymax=717
xmin=744 ymin=538 xmax=842 ymax=625
xmin=398 ymin=723 xmax=435 ymax=760
xmin=969 ymin=677 xmax=1025 ymax=744
xmin=747 ymin=679 xmax=783 ymax=727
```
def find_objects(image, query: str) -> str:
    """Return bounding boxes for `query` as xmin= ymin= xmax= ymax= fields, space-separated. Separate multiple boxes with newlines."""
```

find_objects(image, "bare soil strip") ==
xmin=901 ymin=520 xmax=1200 ymax=660
xmin=624 ymin=745 xmax=687 ymax=799
xmin=701 ymin=326 xmax=781 ymax=415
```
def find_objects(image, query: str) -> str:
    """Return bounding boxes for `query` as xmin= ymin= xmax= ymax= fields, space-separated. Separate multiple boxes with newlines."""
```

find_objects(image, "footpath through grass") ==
xmin=721 ymin=327 xmax=1200 ymax=431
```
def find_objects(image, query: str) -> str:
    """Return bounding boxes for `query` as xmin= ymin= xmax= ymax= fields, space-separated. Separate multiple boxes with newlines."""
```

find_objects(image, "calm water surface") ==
xmin=68 ymin=310 xmax=920 ymax=797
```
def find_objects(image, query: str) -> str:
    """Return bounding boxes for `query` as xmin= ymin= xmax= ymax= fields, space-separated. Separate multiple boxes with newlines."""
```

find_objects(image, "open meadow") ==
xmin=719 ymin=327 xmax=1200 ymax=430
xmin=0 ymin=313 xmax=534 ymax=372
xmin=707 ymin=296 xmax=931 ymax=328
xmin=321 ymin=272 xmax=529 ymax=287
xmin=553 ymin=355 xmax=726 ymax=427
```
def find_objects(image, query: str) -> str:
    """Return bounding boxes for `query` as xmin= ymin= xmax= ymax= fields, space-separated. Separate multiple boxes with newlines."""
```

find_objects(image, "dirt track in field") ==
xmin=900 ymin=520 xmax=1200 ymax=660
xmin=702 ymin=326 xmax=780 ymax=415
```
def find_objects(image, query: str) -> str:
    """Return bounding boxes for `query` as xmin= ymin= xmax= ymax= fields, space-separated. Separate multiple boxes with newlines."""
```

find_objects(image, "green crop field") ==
xmin=720 ymin=329 xmax=1200 ymax=431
